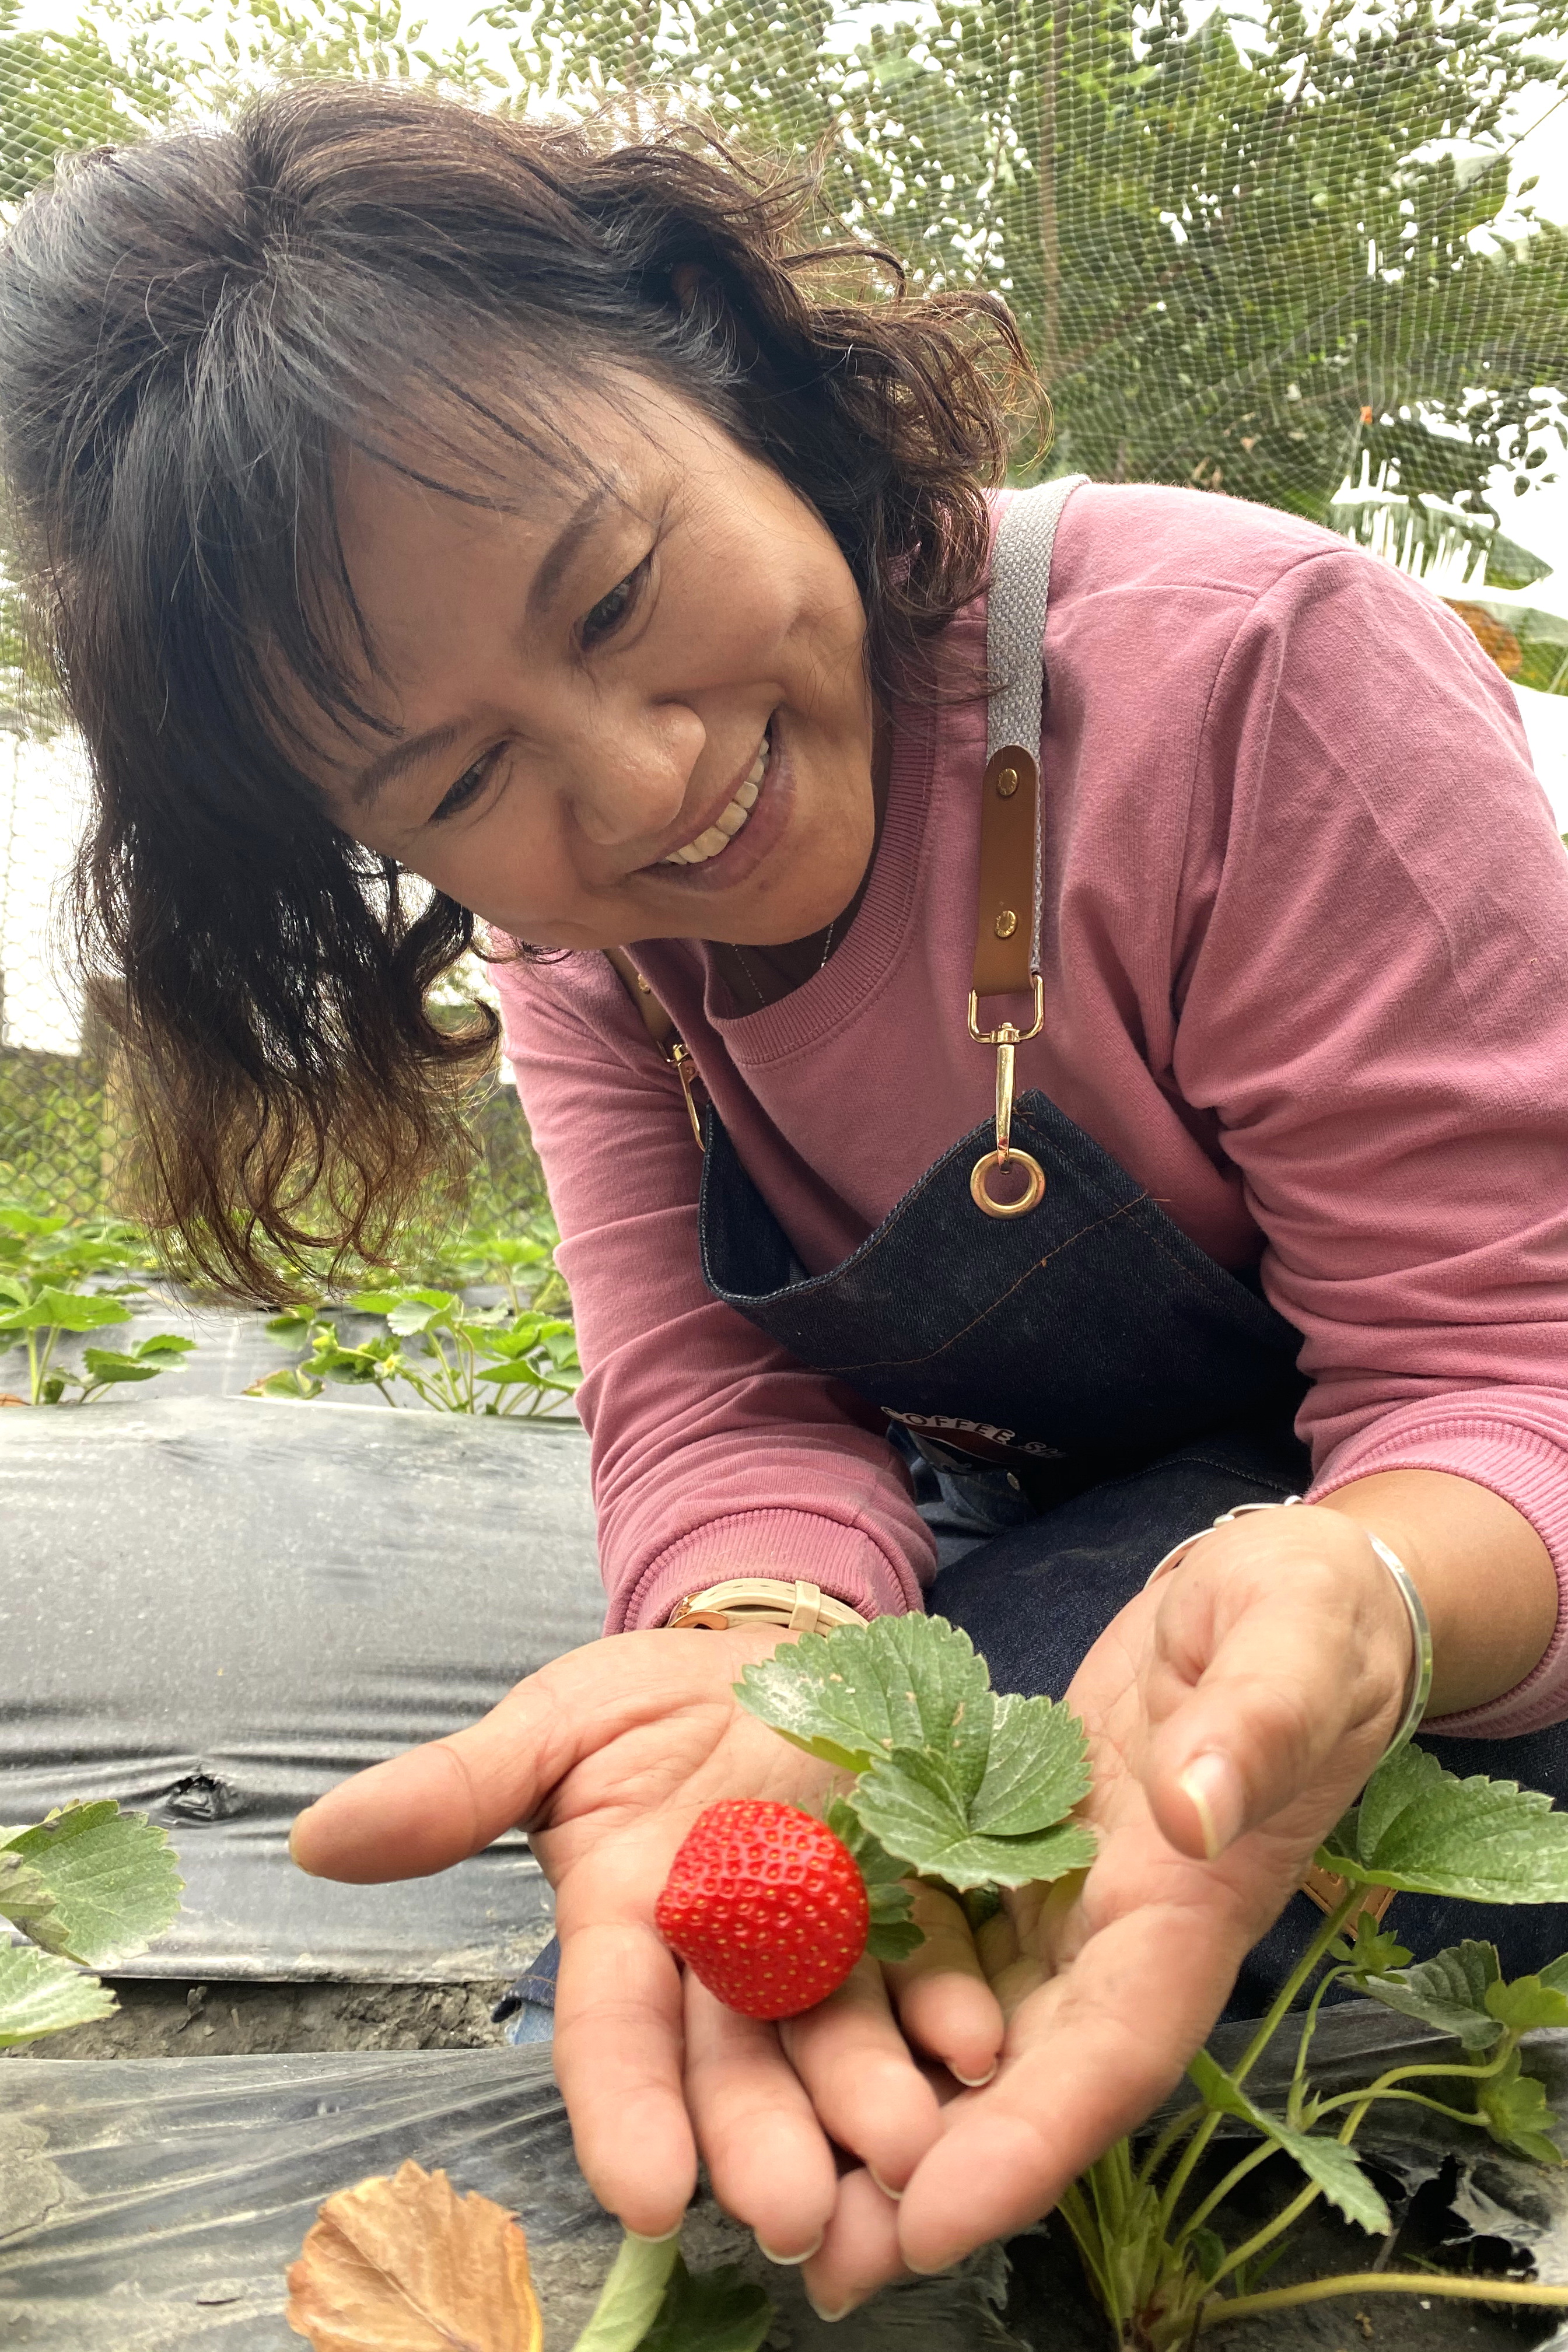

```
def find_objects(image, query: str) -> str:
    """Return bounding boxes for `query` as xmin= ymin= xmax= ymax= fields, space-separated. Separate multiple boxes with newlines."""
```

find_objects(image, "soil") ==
xmin=3 ymin=1975 xmax=514 ymax=2059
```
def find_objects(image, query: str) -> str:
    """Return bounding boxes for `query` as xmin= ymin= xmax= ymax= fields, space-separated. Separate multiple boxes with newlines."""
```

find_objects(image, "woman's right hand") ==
xmin=288 ymin=1627 xmax=1005 ymax=2262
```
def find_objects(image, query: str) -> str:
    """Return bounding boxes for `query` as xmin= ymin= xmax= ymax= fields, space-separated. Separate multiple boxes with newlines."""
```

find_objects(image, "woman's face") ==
xmin=312 ymin=380 xmax=878 ymax=949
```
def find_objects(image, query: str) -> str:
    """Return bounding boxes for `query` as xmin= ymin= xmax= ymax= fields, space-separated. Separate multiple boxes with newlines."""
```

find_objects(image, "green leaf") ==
xmin=1330 ymin=1910 xmax=1412 ymax=1979
xmin=737 ymin=1613 xmax=995 ymax=1791
xmin=1317 ymin=1742 xmax=1568 ymax=1902
xmin=865 ymin=1919 xmax=926 ymax=1962
xmin=1186 ymin=2047 xmax=1391 ymax=2234
xmin=1478 ymin=2049 xmax=1565 ymax=2164
xmin=969 ymin=1690 xmax=1092 ymax=1835
xmin=78 ymin=1349 xmax=164 ymax=1385
xmin=1361 ymin=1941 xmax=1504 ymax=2051
xmin=476 ymin=1360 xmax=549 ymax=1387
xmin=0 ymin=1943 xmax=116 ymax=2046
xmin=131 ymin=1333 xmax=196 ymax=1362
xmin=0 ymin=1850 xmax=57 ymax=1937
xmin=853 ymin=1745 xmax=1096 ymax=1891
xmin=1486 ymin=1973 xmax=1568 ymax=2034
xmin=386 ymin=1290 xmax=457 ymax=1335
xmin=0 ymin=1287 xmax=131 ymax=1335
xmin=636 ymin=2256 xmax=772 ymax=2352
xmin=570 ymin=2230 xmax=682 ymax=2352
xmin=1 ymin=1803 xmax=182 ymax=1968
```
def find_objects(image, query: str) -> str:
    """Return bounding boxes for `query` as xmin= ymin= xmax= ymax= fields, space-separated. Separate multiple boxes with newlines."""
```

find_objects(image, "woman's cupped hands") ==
xmin=287 ymin=1507 xmax=1412 ymax=2322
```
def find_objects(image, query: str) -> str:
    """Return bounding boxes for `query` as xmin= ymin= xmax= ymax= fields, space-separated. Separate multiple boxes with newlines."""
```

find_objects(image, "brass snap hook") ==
xmin=966 ymin=979 xmax=1046 ymax=1218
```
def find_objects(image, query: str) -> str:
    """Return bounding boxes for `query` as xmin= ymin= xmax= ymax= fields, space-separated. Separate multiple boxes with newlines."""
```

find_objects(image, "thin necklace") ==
xmin=732 ymin=916 xmax=836 ymax=1010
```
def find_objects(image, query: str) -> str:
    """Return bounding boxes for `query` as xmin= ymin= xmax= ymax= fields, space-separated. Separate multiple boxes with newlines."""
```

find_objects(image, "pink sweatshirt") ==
xmin=496 ymin=483 xmax=1568 ymax=1738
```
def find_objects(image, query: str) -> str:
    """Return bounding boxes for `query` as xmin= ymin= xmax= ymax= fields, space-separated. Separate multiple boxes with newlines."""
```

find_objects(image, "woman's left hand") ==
xmin=799 ymin=1503 xmax=1413 ymax=2319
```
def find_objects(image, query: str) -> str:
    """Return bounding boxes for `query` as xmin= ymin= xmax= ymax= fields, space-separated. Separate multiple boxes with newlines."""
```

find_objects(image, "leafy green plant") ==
xmin=0 ymin=1800 xmax=182 ymax=2048
xmin=253 ymin=1284 xmax=580 ymax=1416
xmin=0 ymin=1203 xmax=193 ymax=1404
xmin=572 ymin=2230 xmax=770 ymax=2352
xmin=738 ymin=1615 xmax=1568 ymax=2347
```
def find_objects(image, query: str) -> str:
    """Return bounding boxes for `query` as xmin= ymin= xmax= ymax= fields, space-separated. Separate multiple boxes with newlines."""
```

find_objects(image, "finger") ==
xmin=1140 ymin=1528 xmax=1409 ymax=1862
xmin=781 ymin=1955 xmax=944 ymax=2196
xmin=552 ymin=1911 xmax=699 ymax=2239
xmin=289 ymin=1632 xmax=667 ymax=1880
xmin=897 ymin=1886 xmax=1250 ymax=2274
xmin=884 ymin=1884 xmax=1004 ymax=2087
xmin=682 ymin=1976 xmax=838 ymax=2262
xmin=802 ymin=2168 xmax=910 ymax=2323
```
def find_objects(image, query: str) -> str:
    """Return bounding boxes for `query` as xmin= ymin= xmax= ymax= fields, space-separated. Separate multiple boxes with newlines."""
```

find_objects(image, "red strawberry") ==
xmin=654 ymin=1799 xmax=870 ymax=2020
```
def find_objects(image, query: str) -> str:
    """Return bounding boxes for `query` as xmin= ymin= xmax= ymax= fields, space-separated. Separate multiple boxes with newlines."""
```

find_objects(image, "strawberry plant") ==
xmin=0 ymin=1202 xmax=194 ymax=1404
xmin=252 ymin=1284 xmax=580 ymax=1416
xmin=0 ymin=1800 xmax=182 ymax=2050
xmin=708 ymin=1613 xmax=1568 ymax=2346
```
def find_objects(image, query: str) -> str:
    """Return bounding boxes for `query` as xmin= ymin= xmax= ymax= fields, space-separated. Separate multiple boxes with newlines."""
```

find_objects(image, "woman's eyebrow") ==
xmin=525 ymin=478 xmax=617 ymax=623
xmin=352 ymin=719 xmax=464 ymax=808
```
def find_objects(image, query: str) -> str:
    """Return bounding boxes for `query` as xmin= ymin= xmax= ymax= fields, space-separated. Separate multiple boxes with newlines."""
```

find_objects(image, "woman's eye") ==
xmin=430 ymin=748 xmax=499 ymax=824
xmin=582 ymin=556 xmax=650 ymax=648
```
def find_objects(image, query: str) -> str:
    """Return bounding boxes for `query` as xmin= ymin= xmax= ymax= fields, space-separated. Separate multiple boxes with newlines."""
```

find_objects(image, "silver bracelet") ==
xmin=1144 ymin=1496 xmax=1433 ymax=1762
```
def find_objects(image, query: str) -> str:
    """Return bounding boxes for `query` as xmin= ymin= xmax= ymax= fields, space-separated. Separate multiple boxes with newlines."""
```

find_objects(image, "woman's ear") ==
xmin=668 ymin=261 xmax=709 ymax=312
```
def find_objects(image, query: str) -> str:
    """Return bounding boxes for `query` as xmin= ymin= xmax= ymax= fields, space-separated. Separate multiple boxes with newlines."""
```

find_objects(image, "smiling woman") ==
xmin=0 ymin=79 xmax=1019 ymax=1296
xmin=8 ymin=68 xmax=1568 ymax=2339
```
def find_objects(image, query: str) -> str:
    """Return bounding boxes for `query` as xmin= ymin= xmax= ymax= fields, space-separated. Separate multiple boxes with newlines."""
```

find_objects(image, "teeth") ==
xmin=662 ymin=732 xmax=769 ymax=866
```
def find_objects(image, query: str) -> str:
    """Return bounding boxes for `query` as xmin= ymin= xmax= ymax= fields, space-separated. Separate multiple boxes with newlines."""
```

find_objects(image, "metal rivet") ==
xmin=636 ymin=974 xmax=653 ymax=992
xmin=993 ymin=909 xmax=1018 ymax=940
xmin=995 ymin=766 xmax=1019 ymax=799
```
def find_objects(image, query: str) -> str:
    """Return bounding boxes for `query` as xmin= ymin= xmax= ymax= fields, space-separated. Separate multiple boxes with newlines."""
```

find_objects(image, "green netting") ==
xmin=2 ymin=0 xmax=1566 ymax=1227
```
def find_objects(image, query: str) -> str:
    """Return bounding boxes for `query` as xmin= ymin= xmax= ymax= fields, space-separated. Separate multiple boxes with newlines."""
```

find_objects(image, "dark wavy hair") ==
xmin=0 ymin=78 xmax=1030 ymax=1299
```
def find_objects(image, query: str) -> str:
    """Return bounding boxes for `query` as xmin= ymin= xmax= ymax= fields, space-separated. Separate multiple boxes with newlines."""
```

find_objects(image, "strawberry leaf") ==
xmin=855 ymin=1746 xmax=1096 ymax=1891
xmin=1330 ymin=1911 xmax=1412 ymax=1979
xmin=0 ymin=1849 xmax=57 ymax=1938
xmin=1478 ymin=2050 xmax=1566 ymax=2164
xmin=969 ymin=1691 xmax=1092 ymax=1835
xmin=637 ymin=2256 xmax=772 ymax=2352
xmin=1187 ymin=2048 xmax=1391 ymax=2234
xmin=1360 ymin=1940 xmax=1504 ymax=2050
xmin=1316 ymin=1742 xmax=1568 ymax=1901
xmin=1 ymin=1802 xmax=182 ymax=1967
xmin=0 ymin=1943 xmax=115 ymax=2045
xmin=572 ymin=2231 xmax=681 ymax=2351
xmin=1485 ymin=1973 xmax=1568 ymax=2034
xmin=737 ymin=1614 xmax=995 ymax=1793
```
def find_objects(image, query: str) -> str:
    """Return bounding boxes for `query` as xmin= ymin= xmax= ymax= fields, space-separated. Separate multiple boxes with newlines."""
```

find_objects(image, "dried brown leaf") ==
xmin=285 ymin=2158 xmax=543 ymax=2352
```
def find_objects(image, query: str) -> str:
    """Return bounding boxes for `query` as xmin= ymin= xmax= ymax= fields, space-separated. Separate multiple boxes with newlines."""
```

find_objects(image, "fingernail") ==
xmin=1178 ymin=1751 xmax=1245 ymax=1860
xmin=286 ymin=1818 xmax=317 ymax=1875
xmin=803 ymin=2286 xmax=857 ymax=2322
xmin=627 ymin=2221 xmax=684 ymax=2244
xmin=951 ymin=2062 xmax=998 ymax=2088
xmin=868 ymin=2168 xmax=904 ymax=2202
xmin=757 ymin=2230 xmax=824 ymax=2265
xmin=905 ymin=2257 xmax=957 ymax=2277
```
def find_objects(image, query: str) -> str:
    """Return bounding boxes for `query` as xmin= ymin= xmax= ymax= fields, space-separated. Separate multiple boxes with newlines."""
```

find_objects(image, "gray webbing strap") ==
xmin=985 ymin=474 xmax=1088 ymax=766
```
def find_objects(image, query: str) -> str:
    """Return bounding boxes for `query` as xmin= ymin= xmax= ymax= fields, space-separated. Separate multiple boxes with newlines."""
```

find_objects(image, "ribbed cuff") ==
xmin=1309 ymin=1420 xmax=1568 ymax=1738
xmin=612 ymin=1507 xmax=921 ymax=1633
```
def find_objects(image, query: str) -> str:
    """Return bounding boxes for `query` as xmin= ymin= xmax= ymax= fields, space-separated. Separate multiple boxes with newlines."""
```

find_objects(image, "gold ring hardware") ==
xmin=971 ymin=1149 xmax=1046 ymax=1218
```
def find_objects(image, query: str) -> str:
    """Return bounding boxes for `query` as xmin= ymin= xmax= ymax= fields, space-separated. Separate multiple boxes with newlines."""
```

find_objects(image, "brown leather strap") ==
xmin=971 ymin=746 xmax=1040 ymax=1005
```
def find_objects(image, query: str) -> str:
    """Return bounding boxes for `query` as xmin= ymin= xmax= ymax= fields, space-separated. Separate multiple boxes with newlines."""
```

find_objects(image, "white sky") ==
xmin=3 ymin=0 xmax=1567 ymax=1047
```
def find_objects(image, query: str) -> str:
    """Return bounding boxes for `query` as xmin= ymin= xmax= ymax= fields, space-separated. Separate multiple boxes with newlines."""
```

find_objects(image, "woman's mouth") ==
xmin=660 ymin=730 xmax=769 ymax=866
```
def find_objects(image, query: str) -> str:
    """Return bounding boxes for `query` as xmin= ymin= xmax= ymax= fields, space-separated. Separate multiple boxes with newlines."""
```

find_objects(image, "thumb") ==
xmin=1138 ymin=1534 xmax=1410 ymax=1865
xmin=289 ymin=1632 xmax=656 ymax=1882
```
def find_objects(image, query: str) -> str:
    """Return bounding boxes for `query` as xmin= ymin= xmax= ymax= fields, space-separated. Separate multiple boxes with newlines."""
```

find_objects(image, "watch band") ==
xmin=666 ymin=1578 xmax=867 ymax=1637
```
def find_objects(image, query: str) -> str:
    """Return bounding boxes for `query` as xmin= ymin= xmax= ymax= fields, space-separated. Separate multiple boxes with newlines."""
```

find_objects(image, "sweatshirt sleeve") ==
xmin=494 ymin=950 xmax=931 ymax=1632
xmin=1174 ymin=547 xmax=1568 ymax=1735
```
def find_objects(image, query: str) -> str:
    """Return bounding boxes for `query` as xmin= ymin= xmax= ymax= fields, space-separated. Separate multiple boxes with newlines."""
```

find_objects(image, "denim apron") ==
xmin=502 ymin=481 xmax=1567 ymax=2039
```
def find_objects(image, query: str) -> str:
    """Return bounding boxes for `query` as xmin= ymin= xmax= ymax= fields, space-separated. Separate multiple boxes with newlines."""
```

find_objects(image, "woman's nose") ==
xmin=566 ymin=702 xmax=705 ymax=852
